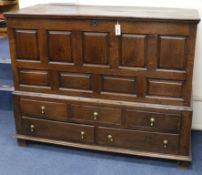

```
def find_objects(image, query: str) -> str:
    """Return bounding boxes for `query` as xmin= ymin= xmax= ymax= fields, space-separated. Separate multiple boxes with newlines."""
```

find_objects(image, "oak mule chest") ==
xmin=5 ymin=4 xmax=200 ymax=165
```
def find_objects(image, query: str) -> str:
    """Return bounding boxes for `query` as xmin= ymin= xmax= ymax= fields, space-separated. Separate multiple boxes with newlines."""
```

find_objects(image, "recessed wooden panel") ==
xmin=102 ymin=76 xmax=136 ymax=95
xmin=121 ymin=34 xmax=146 ymax=67
xmin=19 ymin=70 xmax=49 ymax=86
xmin=147 ymin=79 xmax=183 ymax=98
xmin=15 ymin=29 xmax=39 ymax=60
xmin=159 ymin=36 xmax=187 ymax=70
xmin=48 ymin=31 xmax=73 ymax=63
xmin=59 ymin=72 xmax=91 ymax=90
xmin=82 ymin=32 xmax=109 ymax=65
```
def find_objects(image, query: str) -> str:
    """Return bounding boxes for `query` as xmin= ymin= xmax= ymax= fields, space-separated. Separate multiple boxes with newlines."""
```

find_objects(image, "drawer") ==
xmin=96 ymin=127 xmax=179 ymax=154
xmin=71 ymin=104 xmax=122 ymax=125
xmin=22 ymin=118 xmax=95 ymax=144
xmin=125 ymin=110 xmax=181 ymax=132
xmin=20 ymin=98 xmax=67 ymax=121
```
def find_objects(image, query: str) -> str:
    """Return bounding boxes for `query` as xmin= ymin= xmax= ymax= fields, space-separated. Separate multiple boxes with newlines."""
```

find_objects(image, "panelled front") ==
xmin=9 ymin=19 xmax=195 ymax=106
xmin=7 ymin=4 xmax=199 ymax=163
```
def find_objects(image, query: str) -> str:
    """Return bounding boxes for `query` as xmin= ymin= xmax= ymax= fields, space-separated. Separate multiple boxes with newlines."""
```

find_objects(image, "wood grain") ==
xmin=7 ymin=4 xmax=199 ymax=165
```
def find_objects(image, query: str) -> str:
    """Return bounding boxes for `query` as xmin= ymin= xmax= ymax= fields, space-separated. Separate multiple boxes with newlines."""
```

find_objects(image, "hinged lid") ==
xmin=4 ymin=3 xmax=200 ymax=23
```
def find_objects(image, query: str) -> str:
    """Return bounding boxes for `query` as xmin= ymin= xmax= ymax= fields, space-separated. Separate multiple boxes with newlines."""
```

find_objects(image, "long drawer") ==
xmin=96 ymin=127 xmax=179 ymax=154
xmin=21 ymin=118 xmax=95 ymax=144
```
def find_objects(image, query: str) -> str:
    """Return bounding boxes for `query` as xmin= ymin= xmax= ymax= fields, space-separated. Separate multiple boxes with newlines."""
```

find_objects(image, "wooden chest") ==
xmin=5 ymin=4 xmax=200 ymax=165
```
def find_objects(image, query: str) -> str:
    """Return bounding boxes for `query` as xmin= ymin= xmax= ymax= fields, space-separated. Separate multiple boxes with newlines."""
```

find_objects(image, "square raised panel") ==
xmin=147 ymin=79 xmax=184 ymax=98
xmin=59 ymin=72 xmax=91 ymax=91
xmin=102 ymin=76 xmax=136 ymax=95
xmin=82 ymin=32 xmax=109 ymax=65
xmin=121 ymin=34 xmax=147 ymax=68
xmin=47 ymin=31 xmax=73 ymax=63
xmin=158 ymin=36 xmax=187 ymax=70
xmin=15 ymin=30 xmax=39 ymax=60
xmin=19 ymin=70 xmax=50 ymax=87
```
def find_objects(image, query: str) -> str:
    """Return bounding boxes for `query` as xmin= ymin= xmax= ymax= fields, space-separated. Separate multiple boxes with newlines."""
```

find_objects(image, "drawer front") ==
xmin=20 ymin=98 xmax=67 ymax=121
xmin=71 ymin=104 xmax=122 ymax=125
xmin=125 ymin=110 xmax=181 ymax=132
xmin=96 ymin=127 xmax=179 ymax=154
xmin=22 ymin=118 xmax=95 ymax=144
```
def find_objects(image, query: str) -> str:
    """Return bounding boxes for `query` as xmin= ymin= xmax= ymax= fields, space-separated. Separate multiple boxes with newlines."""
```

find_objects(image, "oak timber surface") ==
xmin=5 ymin=3 xmax=200 ymax=22
xmin=7 ymin=4 xmax=199 ymax=164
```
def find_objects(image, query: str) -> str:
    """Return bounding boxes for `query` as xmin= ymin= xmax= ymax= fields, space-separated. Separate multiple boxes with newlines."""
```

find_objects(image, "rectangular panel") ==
xmin=96 ymin=127 xmax=179 ymax=154
xmin=82 ymin=32 xmax=109 ymax=65
xmin=71 ymin=104 xmax=122 ymax=125
xmin=22 ymin=118 xmax=95 ymax=144
xmin=121 ymin=34 xmax=147 ymax=67
xmin=102 ymin=76 xmax=136 ymax=95
xmin=125 ymin=110 xmax=181 ymax=132
xmin=147 ymin=79 xmax=183 ymax=98
xmin=158 ymin=36 xmax=187 ymax=70
xmin=20 ymin=98 xmax=67 ymax=122
xmin=15 ymin=29 xmax=39 ymax=60
xmin=59 ymin=72 xmax=91 ymax=90
xmin=19 ymin=70 xmax=49 ymax=86
xmin=47 ymin=31 xmax=73 ymax=63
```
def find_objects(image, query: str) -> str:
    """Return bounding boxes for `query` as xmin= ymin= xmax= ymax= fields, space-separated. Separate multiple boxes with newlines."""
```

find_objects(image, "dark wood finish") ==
xmin=96 ymin=127 xmax=179 ymax=154
xmin=121 ymin=34 xmax=146 ymax=68
xmin=177 ymin=161 xmax=191 ymax=168
xmin=5 ymin=17 xmax=198 ymax=105
xmin=22 ymin=118 xmax=95 ymax=144
xmin=17 ymin=139 xmax=28 ymax=147
xmin=6 ymin=4 xmax=200 ymax=165
xmin=82 ymin=32 xmax=109 ymax=65
xmin=59 ymin=72 xmax=92 ymax=91
xmin=102 ymin=76 xmax=136 ymax=95
xmin=19 ymin=69 xmax=50 ymax=87
xmin=125 ymin=110 xmax=181 ymax=132
xmin=16 ymin=134 xmax=192 ymax=162
xmin=15 ymin=29 xmax=39 ymax=60
xmin=158 ymin=36 xmax=187 ymax=70
xmin=71 ymin=104 xmax=122 ymax=125
xmin=147 ymin=79 xmax=184 ymax=98
xmin=5 ymin=4 xmax=200 ymax=22
xmin=20 ymin=98 xmax=68 ymax=122
xmin=47 ymin=31 xmax=73 ymax=63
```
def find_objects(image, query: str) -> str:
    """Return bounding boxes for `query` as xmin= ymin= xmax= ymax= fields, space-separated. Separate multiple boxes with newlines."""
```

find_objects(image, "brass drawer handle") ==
xmin=107 ymin=134 xmax=114 ymax=142
xmin=163 ymin=139 xmax=168 ymax=148
xmin=30 ymin=124 xmax=35 ymax=133
xmin=93 ymin=111 xmax=99 ymax=120
xmin=150 ymin=117 xmax=155 ymax=127
xmin=41 ymin=106 xmax=46 ymax=115
xmin=81 ymin=131 xmax=85 ymax=140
